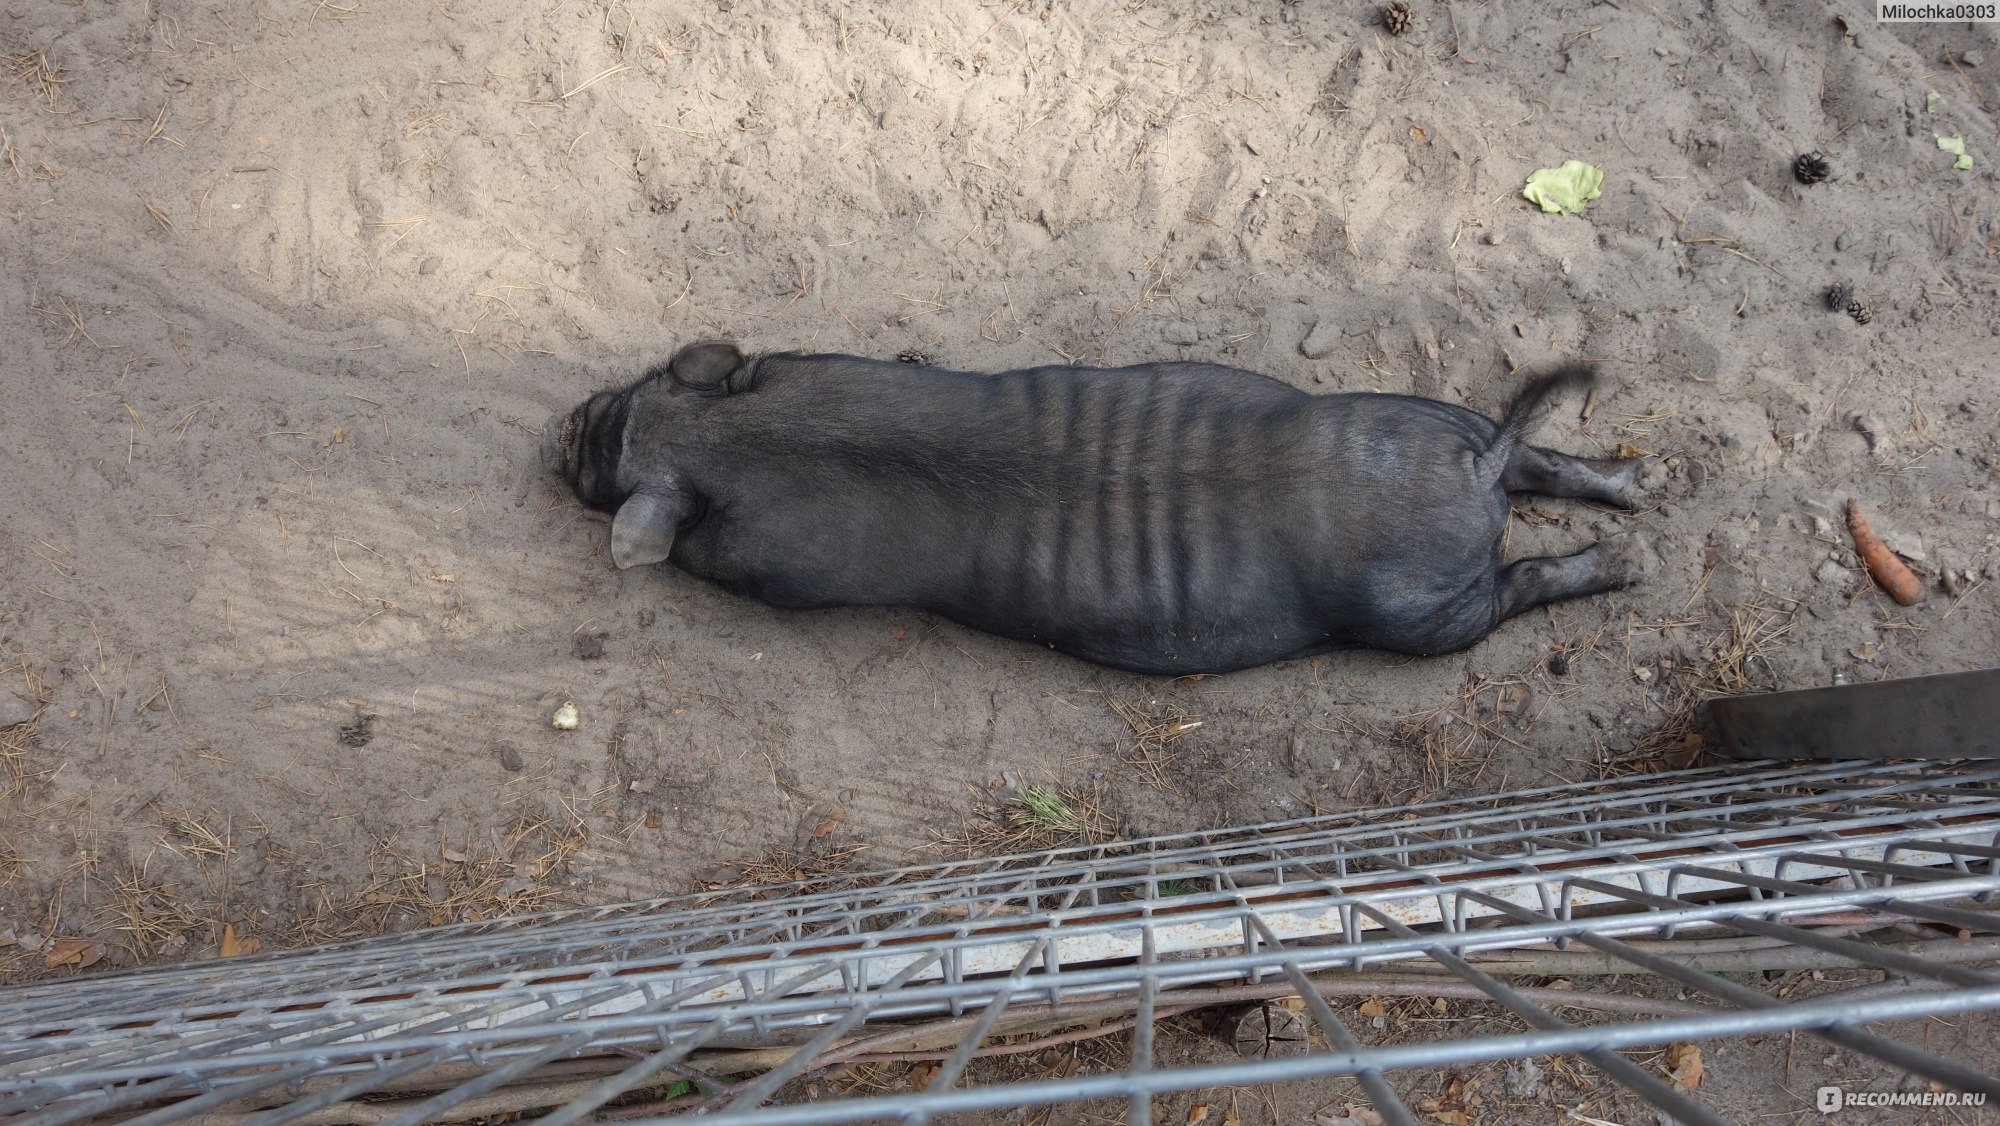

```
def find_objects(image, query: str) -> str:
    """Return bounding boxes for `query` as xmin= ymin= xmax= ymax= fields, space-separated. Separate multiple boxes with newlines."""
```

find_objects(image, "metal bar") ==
xmin=1572 ymin=932 xmax=2000 ymax=1098
xmin=12 ymin=1001 xmax=499 ymax=1125
xmin=1558 ymin=875 xmax=2000 ymax=985
xmin=1674 ymin=863 xmax=1862 ymax=899
xmin=1243 ymin=914 xmax=1418 ymax=1126
xmin=0 ymin=995 xmax=426 ymax=1086
xmin=719 ymin=952 xmax=944 ymax=1113
xmin=378 ymin=1029 xmax=603 ymax=1126
xmin=535 ymin=1042 xmax=708 ymax=1126
xmin=0 ymin=1023 xmax=309 ymax=1116
xmin=1884 ymin=897 xmax=2000 ymax=935
xmin=1701 ymin=914 xmax=2000 ymax=986
xmin=1803 ymin=853 xmax=1989 ymax=884
xmin=1891 ymin=838 xmax=2000 ymax=862
xmin=1457 ymin=887 xmax=2000 ymax=1098
xmin=262 ymin=980 xmax=661 ymax=1126
xmin=532 ymin=952 xmax=908 ymax=1126
xmin=1281 ymin=958 xmax=1420 ymax=1126
xmin=685 ymin=988 xmax=2000 ymax=1126
xmin=3 ymin=762 xmax=1999 ymax=1126
xmin=0 ymin=820 xmax=1984 ymax=1012
xmin=1128 ymin=976 xmax=1156 ymax=1126
xmin=10 ymin=872 xmax=1998 ymax=1097
xmin=928 ymin=940 xmax=1047 ymax=1093
xmin=1347 ymin=902 xmax=1728 ymax=1126
xmin=232 ymin=966 xmax=755 ymax=1126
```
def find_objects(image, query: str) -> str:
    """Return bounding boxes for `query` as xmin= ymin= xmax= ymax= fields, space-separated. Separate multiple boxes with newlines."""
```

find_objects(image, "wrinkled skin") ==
xmin=545 ymin=342 xmax=1644 ymax=676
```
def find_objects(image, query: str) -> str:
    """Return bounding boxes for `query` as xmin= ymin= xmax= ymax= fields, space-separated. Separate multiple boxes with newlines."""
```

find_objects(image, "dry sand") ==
xmin=2 ymin=0 xmax=1998 ymax=1114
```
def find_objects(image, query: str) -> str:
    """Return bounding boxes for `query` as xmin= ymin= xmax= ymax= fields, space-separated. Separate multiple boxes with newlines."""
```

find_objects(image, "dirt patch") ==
xmin=1 ymin=6 xmax=1997 ymax=1114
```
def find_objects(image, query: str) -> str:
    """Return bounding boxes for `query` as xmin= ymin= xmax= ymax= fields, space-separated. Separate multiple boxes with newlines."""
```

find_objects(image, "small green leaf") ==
xmin=1925 ymin=90 xmax=1942 ymax=113
xmin=1937 ymin=134 xmax=1973 ymax=171
xmin=1522 ymin=160 xmax=1604 ymax=216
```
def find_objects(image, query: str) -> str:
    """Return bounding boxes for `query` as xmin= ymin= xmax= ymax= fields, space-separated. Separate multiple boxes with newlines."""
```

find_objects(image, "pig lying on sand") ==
xmin=546 ymin=343 xmax=1644 ymax=675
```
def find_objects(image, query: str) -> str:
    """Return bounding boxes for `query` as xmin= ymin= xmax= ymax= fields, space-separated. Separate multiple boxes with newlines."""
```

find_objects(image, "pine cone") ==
xmin=1382 ymin=1 xmax=1414 ymax=34
xmin=1794 ymin=151 xmax=1831 ymax=185
xmin=895 ymin=349 xmax=933 ymax=365
xmin=1846 ymin=298 xmax=1873 ymax=325
xmin=1824 ymin=283 xmax=1854 ymax=312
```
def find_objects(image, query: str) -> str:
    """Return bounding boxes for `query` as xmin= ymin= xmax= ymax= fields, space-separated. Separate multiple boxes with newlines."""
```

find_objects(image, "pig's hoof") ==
xmin=1598 ymin=533 xmax=1651 ymax=588
xmin=1605 ymin=458 xmax=1642 ymax=508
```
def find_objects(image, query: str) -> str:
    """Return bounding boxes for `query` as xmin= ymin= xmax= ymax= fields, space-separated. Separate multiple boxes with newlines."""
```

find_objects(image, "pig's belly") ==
xmin=678 ymin=473 xmax=1510 ymax=674
xmin=933 ymin=531 xmax=1506 ymax=675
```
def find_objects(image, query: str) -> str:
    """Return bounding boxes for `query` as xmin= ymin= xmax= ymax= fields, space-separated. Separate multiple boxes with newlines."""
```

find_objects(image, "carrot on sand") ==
xmin=1845 ymin=498 xmax=1925 ymax=606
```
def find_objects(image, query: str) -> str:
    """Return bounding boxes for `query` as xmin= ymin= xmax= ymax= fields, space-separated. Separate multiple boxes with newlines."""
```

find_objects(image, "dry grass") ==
xmin=1 ymin=660 xmax=47 ymax=796
xmin=0 ymin=121 xmax=19 ymax=180
xmin=928 ymin=780 xmax=1117 ymax=859
xmin=0 ymin=721 xmax=30 ymax=801
xmin=1105 ymin=692 xmax=1201 ymax=791
xmin=1389 ymin=667 xmax=1531 ymax=799
xmin=10 ymin=49 xmax=64 ymax=106
xmin=29 ymin=294 xmax=115 ymax=351
xmin=159 ymin=807 xmax=231 ymax=862
xmin=0 ymin=662 xmax=44 ymax=886
xmin=102 ymin=872 xmax=205 ymax=961
xmin=6 ymin=778 xmax=608 ymax=975
xmin=1620 ymin=596 xmax=1800 ymax=770
xmin=1376 ymin=590 xmax=1793 ymax=800
xmin=507 ymin=806 xmax=593 ymax=883
xmin=283 ymin=806 xmax=594 ymax=945
xmin=692 ymin=841 xmax=872 ymax=903
xmin=1393 ymin=701 xmax=1485 ymax=799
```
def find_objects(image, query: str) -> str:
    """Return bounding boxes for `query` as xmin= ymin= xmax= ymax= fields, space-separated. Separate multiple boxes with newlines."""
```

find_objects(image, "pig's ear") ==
xmin=610 ymin=491 xmax=688 ymax=569
xmin=667 ymin=341 xmax=746 ymax=395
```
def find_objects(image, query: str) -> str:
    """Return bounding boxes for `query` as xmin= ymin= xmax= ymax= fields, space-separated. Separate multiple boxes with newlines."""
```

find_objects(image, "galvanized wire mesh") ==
xmin=4 ymin=758 xmax=1999 ymax=1125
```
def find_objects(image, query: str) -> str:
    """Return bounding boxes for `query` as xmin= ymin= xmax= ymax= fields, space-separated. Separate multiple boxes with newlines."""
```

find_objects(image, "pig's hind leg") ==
xmin=1493 ymin=535 xmax=1649 ymax=623
xmin=1501 ymin=446 xmax=1638 ymax=508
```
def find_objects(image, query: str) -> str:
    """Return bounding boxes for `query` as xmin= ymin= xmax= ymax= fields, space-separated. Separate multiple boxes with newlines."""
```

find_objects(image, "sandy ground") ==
xmin=3 ymin=0 xmax=1999 ymax=1117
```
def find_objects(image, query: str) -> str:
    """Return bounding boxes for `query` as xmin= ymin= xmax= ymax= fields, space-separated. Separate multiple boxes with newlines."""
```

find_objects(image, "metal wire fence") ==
xmin=3 ymin=757 xmax=1999 ymax=1124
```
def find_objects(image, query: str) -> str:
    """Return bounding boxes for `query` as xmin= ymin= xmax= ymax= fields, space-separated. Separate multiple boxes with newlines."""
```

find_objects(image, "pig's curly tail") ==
xmin=1476 ymin=364 xmax=1598 ymax=480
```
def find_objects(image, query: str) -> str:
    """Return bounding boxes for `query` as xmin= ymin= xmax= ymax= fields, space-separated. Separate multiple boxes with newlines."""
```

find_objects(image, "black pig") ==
xmin=545 ymin=343 xmax=1644 ymax=675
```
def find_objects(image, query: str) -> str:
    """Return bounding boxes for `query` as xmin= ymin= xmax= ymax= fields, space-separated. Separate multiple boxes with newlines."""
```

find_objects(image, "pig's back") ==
xmin=680 ymin=357 xmax=1506 ymax=672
